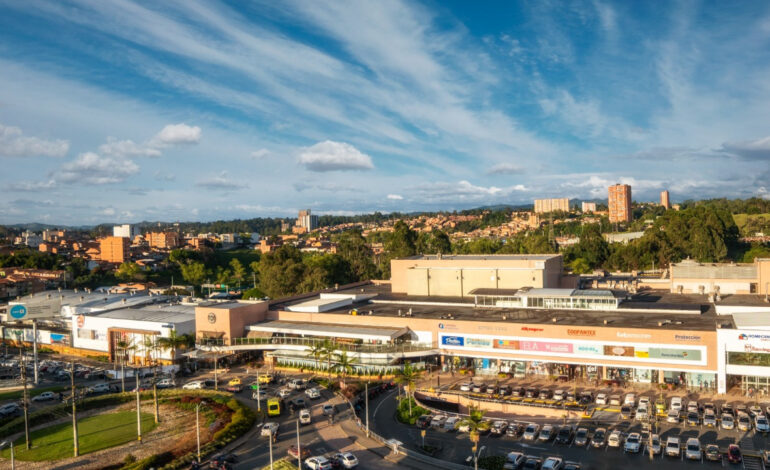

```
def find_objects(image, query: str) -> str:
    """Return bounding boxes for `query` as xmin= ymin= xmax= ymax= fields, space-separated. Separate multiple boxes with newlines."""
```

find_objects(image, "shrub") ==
xmin=123 ymin=454 xmax=137 ymax=465
xmin=478 ymin=455 xmax=506 ymax=470
xmin=396 ymin=397 xmax=428 ymax=425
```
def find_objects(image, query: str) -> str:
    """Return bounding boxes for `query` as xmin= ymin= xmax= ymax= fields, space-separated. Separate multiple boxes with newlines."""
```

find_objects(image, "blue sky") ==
xmin=1 ymin=0 xmax=769 ymax=225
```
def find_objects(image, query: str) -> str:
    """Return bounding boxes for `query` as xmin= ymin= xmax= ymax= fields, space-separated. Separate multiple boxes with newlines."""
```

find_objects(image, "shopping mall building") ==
xmin=191 ymin=255 xmax=770 ymax=394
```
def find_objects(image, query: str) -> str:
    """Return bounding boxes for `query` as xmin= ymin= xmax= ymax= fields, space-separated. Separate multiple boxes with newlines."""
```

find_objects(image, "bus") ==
xmin=267 ymin=398 xmax=281 ymax=417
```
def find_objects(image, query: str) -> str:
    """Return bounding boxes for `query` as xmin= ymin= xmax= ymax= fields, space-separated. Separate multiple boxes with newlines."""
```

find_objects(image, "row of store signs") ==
xmin=439 ymin=334 xmax=702 ymax=363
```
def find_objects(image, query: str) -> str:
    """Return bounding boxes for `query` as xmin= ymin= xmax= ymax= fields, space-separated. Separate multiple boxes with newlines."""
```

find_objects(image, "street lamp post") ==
xmin=365 ymin=381 xmax=370 ymax=437
xmin=0 ymin=441 xmax=14 ymax=470
xmin=18 ymin=344 xmax=30 ymax=450
xmin=135 ymin=372 xmax=142 ymax=443
xmin=296 ymin=419 xmax=301 ymax=469
xmin=268 ymin=428 xmax=274 ymax=470
xmin=71 ymin=359 xmax=79 ymax=457
xmin=195 ymin=401 xmax=204 ymax=463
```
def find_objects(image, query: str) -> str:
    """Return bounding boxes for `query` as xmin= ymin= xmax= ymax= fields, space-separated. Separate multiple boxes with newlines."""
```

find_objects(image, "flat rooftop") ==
xmin=94 ymin=304 xmax=196 ymax=324
xmin=247 ymin=320 xmax=408 ymax=340
xmin=272 ymin=283 xmax=730 ymax=331
xmin=403 ymin=254 xmax=560 ymax=261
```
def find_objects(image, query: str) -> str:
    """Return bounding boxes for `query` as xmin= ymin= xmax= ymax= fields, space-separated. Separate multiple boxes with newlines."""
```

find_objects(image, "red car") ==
xmin=287 ymin=445 xmax=310 ymax=459
xmin=727 ymin=444 xmax=742 ymax=463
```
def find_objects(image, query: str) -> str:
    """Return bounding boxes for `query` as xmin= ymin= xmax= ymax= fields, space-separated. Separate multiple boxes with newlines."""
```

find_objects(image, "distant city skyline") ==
xmin=1 ymin=1 xmax=769 ymax=224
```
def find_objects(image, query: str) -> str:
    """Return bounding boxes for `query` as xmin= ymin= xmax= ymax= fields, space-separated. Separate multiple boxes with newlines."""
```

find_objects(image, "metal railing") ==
xmin=198 ymin=336 xmax=437 ymax=354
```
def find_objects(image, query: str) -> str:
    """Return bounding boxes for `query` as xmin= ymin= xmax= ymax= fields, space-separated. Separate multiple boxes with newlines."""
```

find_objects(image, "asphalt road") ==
xmin=370 ymin=388 xmax=770 ymax=470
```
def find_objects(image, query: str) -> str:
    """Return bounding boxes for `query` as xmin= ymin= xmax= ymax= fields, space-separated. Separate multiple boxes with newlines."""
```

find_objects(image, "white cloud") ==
xmin=57 ymin=152 xmax=140 ymax=185
xmin=0 ymin=123 xmax=69 ymax=157
xmin=195 ymin=171 xmax=248 ymax=190
xmin=719 ymin=136 xmax=770 ymax=160
xmin=99 ymin=137 xmax=162 ymax=158
xmin=150 ymin=123 xmax=201 ymax=146
xmin=413 ymin=180 xmax=528 ymax=204
xmin=250 ymin=148 xmax=271 ymax=159
xmin=487 ymin=163 xmax=524 ymax=175
xmin=299 ymin=141 xmax=374 ymax=172
xmin=387 ymin=194 xmax=403 ymax=200
xmin=6 ymin=180 xmax=57 ymax=191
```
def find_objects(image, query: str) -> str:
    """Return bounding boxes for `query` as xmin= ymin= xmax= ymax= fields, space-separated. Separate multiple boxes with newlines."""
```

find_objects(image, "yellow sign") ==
xmin=420 ymin=430 xmax=426 ymax=438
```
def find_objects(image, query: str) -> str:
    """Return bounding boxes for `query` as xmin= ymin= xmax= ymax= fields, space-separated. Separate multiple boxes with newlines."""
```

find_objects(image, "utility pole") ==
xmin=268 ymin=428 xmax=274 ymax=470
xmin=71 ymin=359 xmax=79 ymax=456
xmin=135 ymin=371 xmax=142 ymax=443
xmin=196 ymin=402 xmax=201 ymax=463
xmin=213 ymin=350 xmax=218 ymax=391
xmin=19 ymin=347 xmax=29 ymax=449
xmin=32 ymin=320 xmax=38 ymax=385
xmin=296 ymin=419 xmax=301 ymax=469
xmin=365 ymin=382 xmax=369 ymax=437
xmin=256 ymin=369 xmax=261 ymax=412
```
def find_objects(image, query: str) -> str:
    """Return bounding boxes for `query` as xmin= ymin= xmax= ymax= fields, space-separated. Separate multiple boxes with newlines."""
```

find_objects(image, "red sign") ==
xmin=77 ymin=315 xmax=85 ymax=328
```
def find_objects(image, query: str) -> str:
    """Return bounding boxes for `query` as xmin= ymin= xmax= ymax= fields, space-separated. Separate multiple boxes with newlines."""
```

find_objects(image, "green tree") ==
xmin=241 ymin=287 xmax=266 ymax=299
xmin=115 ymin=262 xmax=143 ymax=282
xmin=332 ymin=351 xmax=354 ymax=386
xmin=257 ymin=245 xmax=307 ymax=298
xmin=380 ymin=221 xmax=418 ymax=277
xmin=180 ymin=261 xmax=207 ymax=287
xmin=336 ymin=230 xmax=378 ymax=280
xmin=156 ymin=330 xmax=190 ymax=383
xmin=428 ymin=230 xmax=452 ymax=255
xmin=307 ymin=342 xmax=326 ymax=376
xmin=456 ymin=406 xmax=490 ymax=451
xmin=570 ymin=258 xmax=592 ymax=274
xmin=229 ymin=259 xmax=247 ymax=286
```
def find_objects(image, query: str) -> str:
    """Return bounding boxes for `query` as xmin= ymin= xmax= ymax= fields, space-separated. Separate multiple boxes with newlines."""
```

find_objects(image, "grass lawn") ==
xmin=0 ymin=385 xmax=68 ymax=402
xmin=733 ymin=213 xmax=770 ymax=232
xmin=0 ymin=410 xmax=157 ymax=461
xmin=261 ymin=459 xmax=298 ymax=470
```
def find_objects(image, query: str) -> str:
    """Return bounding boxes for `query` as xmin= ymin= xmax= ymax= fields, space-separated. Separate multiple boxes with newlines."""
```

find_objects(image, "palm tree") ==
xmin=156 ymin=329 xmax=189 ymax=383
xmin=320 ymin=339 xmax=335 ymax=380
xmin=394 ymin=361 xmax=423 ymax=417
xmin=332 ymin=352 xmax=354 ymax=387
xmin=307 ymin=341 xmax=325 ymax=376
xmin=456 ymin=405 xmax=489 ymax=466
xmin=115 ymin=337 xmax=136 ymax=393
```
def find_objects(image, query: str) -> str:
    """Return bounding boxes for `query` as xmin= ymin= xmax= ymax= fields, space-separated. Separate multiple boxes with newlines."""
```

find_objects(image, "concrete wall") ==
xmin=195 ymin=301 xmax=268 ymax=344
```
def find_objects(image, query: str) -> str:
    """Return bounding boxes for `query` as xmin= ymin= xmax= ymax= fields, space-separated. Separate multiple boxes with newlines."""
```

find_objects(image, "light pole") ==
xmin=135 ymin=371 xmax=142 ymax=443
xmin=196 ymin=401 xmax=206 ymax=463
xmin=296 ymin=419 xmax=301 ymax=469
xmin=18 ymin=342 xmax=30 ymax=450
xmin=268 ymin=427 xmax=274 ymax=470
xmin=0 ymin=441 xmax=14 ymax=470
xmin=255 ymin=369 xmax=261 ymax=412
xmin=71 ymin=359 xmax=79 ymax=457
xmin=365 ymin=381 xmax=369 ymax=437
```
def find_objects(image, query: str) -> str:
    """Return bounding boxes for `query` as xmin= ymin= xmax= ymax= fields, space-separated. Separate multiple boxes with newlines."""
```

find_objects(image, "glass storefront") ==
xmin=736 ymin=375 xmax=770 ymax=397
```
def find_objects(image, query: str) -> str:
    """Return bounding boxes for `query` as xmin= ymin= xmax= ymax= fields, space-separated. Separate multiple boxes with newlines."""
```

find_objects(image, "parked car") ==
xmin=565 ymin=391 xmax=576 ymax=402
xmin=323 ymin=404 xmax=335 ymax=416
xmin=704 ymin=410 xmax=717 ymax=427
xmin=635 ymin=406 xmax=648 ymax=421
xmin=209 ymin=453 xmax=238 ymax=468
xmin=472 ymin=383 xmax=485 ymax=393
xmin=459 ymin=382 xmax=472 ymax=392
xmin=573 ymin=427 xmax=589 ymax=446
xmin=685 ymin=437 xmax=701 ymax=460
xmin=578 ymin=392 xmax=593 ymax=405
xmin=670 ymin=396 xmax=683 ymax=412
xmin=607 ymin=429 xmax=622 ymax=448
xmin=738 ymin=413 xmax=752 ymax=431
xmin=333 ymin=452 xmax=359 ymax=469
xmin=624 ymin=433 xmax=641 ymax=453
xmin=687 ymin=401 xmax=699 ymax=413
xmin=595 ymin=393 xmax=608 ymax=405
xmin=416 ymin=414 xmax=432 ymax=429
xmin=705 ymin=444 xmax=721 ymax=461
xmin=306 ymin=387 xmax=322 ymax=399
xmin=624 ymin=393 xmax=636 ymax=406
xmin=299 ymin=409 xmax=311 ymax=425
xmin=32 ymin=391 xmax=56 ymax=401
xmin=503 ymin=451 xmax=525 ymax=470
xmin=563 ymin=462 xmax=581 ymax=470
xmin=542 ymin=457 xmax=563 ymax=470
xmin=620 ymin=405 xmax=633 ymax=419
xmin=638 ymin=396 xmax=651 ymax=408
xmin=522 ymin=423 xmax=540 ymax=441
xmin=686 ymin=411 xmax=700 ymax=426
xmin=556 ymin=426 xmax=573 ymax=444
xmin=511 ymin=387 xmax=525 ymax=397
xmin=756 ymin=414 xmax=770 ymax=433
xmin=522 ymin=456 xmax=542 ymax=470
xmin=666 ymin=410 xmax=680 ymax=423
xmin=591 ymin=428 xmax=607 ymax=448
xmin=609 ymin=395 xmax=621 ymax=406
xmin=506 ymin=423 xmax=524 ymax=438
xmin=538 ymin=389 xmax=552 ymax=400
xmin=665 ymin=437 xmax=680 ymax=458
xmin=537 ymin=424 xmax=554 ymax=442
xmin=0 ymin=403 xmax=21 ymax=417
xmin=721 ymin=413 xmax=735 ymax=430
xmin=444 ymin=416 xmax=460 ymax=431
xmin=648 ymin=434 xmax=662 ymax=455
xmin=305 ymin=456 xmax=333 ymax=470
xmin=655 ymin=399 xmax=666 ymax=413
xmin=430 ymin=414 xmax=447 ymax=429
xmin=723 ymin=404 xmax=735 ymax=417
xmin=491 ymin=420 xmax=508 ymax=435
xmin=750 ymin=405 xmax=763 ymax=417
xmin=525 ymin=387 xmax=537 ymax=398
xmin=156 ymin=378 xmax=175 ymax=389
xmin=727 ymin=444 xmax=742 ymax=464
xmin=552 ymin=389 xmax=565 ymax=401
xmin=486 ymin=384 xmax=498 ymax=394
xmin=182 ymin=381 xmax=204 ymax=390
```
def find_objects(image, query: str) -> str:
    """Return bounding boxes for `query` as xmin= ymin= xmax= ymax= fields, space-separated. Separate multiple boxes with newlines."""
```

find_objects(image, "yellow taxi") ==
xmin=228 ymin=377 xmax=242 ymax=386
xmin=258 ymin=373 xmax=274 ymax=384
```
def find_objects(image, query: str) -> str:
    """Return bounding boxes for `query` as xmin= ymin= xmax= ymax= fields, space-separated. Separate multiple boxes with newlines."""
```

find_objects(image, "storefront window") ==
xmin=728 ymin=352 xmax=770 ymax=367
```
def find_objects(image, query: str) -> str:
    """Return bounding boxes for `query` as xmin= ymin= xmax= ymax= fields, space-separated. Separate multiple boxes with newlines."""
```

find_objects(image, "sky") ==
xmin=1 ymin=0 xmax=770 ymax=225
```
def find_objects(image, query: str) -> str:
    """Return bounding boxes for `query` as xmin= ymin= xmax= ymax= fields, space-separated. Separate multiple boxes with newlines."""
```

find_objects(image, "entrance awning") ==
xmin=246 ymin=320 xmax=409 ymax=342
xmin=246 ymin=330 xmax=273 ymax=339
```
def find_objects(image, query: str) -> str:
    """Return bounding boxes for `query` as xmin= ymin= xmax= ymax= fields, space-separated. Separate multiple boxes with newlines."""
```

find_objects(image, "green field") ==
xmin=261 ymin=459 xmax=298 ymax=470
xmin=0 ymin=410 xmax=157 ymax=461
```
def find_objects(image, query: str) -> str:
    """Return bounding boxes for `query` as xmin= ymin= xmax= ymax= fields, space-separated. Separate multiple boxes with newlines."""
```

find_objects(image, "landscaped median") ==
xmin=414 ymin=389 xmax=586 ymax=419
xmin=0 ymin=389 xmax=257 ymax=470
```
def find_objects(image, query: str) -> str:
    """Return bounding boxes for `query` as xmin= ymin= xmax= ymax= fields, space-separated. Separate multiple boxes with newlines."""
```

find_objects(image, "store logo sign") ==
xmin=441 ymin=336 xmax=464 ymax=347
xmin=617 ymin=332 xmax=652 ymax=339
xmin=567 ymin=329 xmax=595 ymax=337
xmin=521 ymin=327 xmax=543 ymax=332
xmin=9 ymin=305 xmax=27 ymax=319
xmin=739 ymin=334 xmax=748 ymax=340
xmin=674 ymin=335 xmax=701 ymax=341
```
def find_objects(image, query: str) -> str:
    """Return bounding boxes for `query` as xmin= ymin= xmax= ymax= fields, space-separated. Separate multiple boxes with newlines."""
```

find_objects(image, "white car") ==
xmin=624 ymin=432 xmax=641 ymax=453
xmin=648 ymin=434 xmax=662 ymax=455
xmin=261 ymin=422 xmax=279 ymax=436
xmin=459 ymin=382 xmax=472 ymax=392
xmin=333 ymin=452 xmax=359 ymax=469
xmin=456 ymin=421 xmax=471 ymax=433
xmin=738 ymin=413 xmax=752 ymax=431
xmin=537 ymin=424 xmax=554 ymax=442
xmin=665 ymin=437 xmax=680 ymax=457
xmin=503 ymin=452 xmax=525 ymax=470
xmin=278 ymin=388 xmax=292 ymax=398
xmin=299 ymin=409 xmax=311 ymax=425
xmin=289 ymin=378 xmax=307 ymax=390
xmin=182 ymin=381 xmax=204 ymax=390
xmin=756 ymin=414 xmax=770 ymax=432
xmin=305 ymin=456 xmax=333 ymax=470
xmin=156 ymin=378 xmax=175 ymax=389
xmin=636 ymin=406 xmax=649 ymax=420
xmin=444 ymin=416 xmax=460 ymax=431
xmin=670 ymin=397 xmax=683 ymax=412
xmin=552 ymin=389 xmax=565 ymax=401
xmin=89 ymin=383 xmax=111 ymax=393
xmin=721 ymin=413 xmax=735 ymax=430
xmin=703 ymin=411 xmax=717 ymax=427
xmin=687 ymin=401 xmax=699 ymax=413
xmin=624 ymin=393 xmax=636 ymax=406
xmin=542 ymin=457 xmax=564 ymax=470
xmin=638 ymin=396 xmax=651 ymax=408
xmin=685 ymin=437 xmax=701 ymax=460
xmin=32 ymin=391 xmax=56 ymax=401
xmin=305 ymin=387 xmax=321 ymax=399
xmin=595 ymin=393 xmax=608 ymax=405
xmin=666 ymin=410 xmax=680 ymax=423
xmin=522 ymin=423 xmax=540 ymax=440
xmin=607 ymin=429 xmax=623 ymax=447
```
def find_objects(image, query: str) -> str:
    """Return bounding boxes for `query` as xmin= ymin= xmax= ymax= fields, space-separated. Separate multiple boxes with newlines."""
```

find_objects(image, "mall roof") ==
xmin=246 ymin=320 xmax=408 ymax=341
xmin=405 ymin=254 xmax=560 ymax=261
xmin=731 ymin=312 xmax=770 ymax=329
xmin=272 ymin=283 xmax=728 ymax=331
xmin=93 ymin=304 xmax=196 ymax=324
